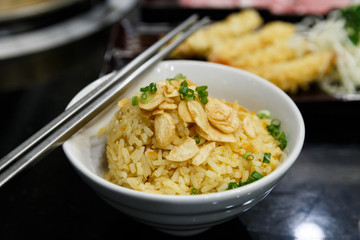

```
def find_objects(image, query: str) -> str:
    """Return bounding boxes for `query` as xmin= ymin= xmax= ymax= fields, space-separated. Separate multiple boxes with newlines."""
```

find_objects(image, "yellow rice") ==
xmin=104 ymin=79 xmax=284 ymax=195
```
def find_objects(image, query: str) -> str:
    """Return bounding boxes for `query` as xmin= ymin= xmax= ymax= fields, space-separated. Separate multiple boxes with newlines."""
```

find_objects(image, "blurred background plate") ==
xmin=0 ymin=0 xmax=138 ymax=90
xmin=0 ymin=0 xmax=138 ymax=59
xmin=0 ymin=0 xmax=90 ymax=23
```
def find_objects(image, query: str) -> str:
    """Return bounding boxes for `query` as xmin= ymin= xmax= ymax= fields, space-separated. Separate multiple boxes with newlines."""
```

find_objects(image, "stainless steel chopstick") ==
xmin=0 ymin=16 xmax=210 ymax=187
xmin=0 ymin=14 xmax=199 ymax=173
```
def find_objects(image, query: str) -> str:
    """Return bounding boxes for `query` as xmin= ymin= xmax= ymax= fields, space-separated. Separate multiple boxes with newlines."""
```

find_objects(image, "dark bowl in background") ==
xmin=0 ymin=0 xmax=138 ymax=156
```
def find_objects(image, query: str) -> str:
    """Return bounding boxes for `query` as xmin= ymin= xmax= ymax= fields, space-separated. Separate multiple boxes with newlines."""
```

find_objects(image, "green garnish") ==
xmin=241 ymin=171 xmax=264 ymax=185
xmin=141 ymin=91 xmax=152 ymax=103
xmin=139 ymin=82 xmax=157 ymax=103
xmin=226 ymin=171 xmax=264 ymax=190
xmin=141 ymin=92 xmax=148 ymax=101
xmin=242 ymin=152 xmax=254 ymax=161
xmin=179 ymin=80 xmax=195 ymax=101
xmin=131 ymin=96 xmax=138 ymax=106
xmin=271 ymin=119 xmax=281 ymax=127
xmin=341 ymin=5 xmax=360 ymax=45
xmin=195 ymin=86 xmax=207 ymax=92
xmin=263 ymin=152 xmax=271 ymax=164
xmin=250 ymin=171 xmax=264 ymax=180
xmin=140 ymin=82 xmax=157 ymax=94
xmin=227 ymin=182 xmax=238 ymax=190
xmin=226 ymin=182 xmax=238 ymax=190
xmin=257 ymin=109 xmax=271 ymax=119
xmin=194 ymin=134 xmax=201 ymax=144
xmin=167 ymin=73 xmax=187 ymax=83
xmin=196 ymin=86 xmax=209 ymax=105
xmin=278 ymin=132 xmax=287 ymax=150
xmin=149 ymin=82 xmax=157 ymax=93
xmin=190 ymin=188 xmax=198 ymax=195
xmin=178 ymin=80 xmax=209 ymax=104
xmin=266 ymin=119 xmax=287 ymax=150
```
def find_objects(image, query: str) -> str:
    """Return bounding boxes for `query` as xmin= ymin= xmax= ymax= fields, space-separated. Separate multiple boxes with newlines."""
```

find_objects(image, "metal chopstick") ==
xmin=0 ymin=16 xmax=210 ymax=187
xmin=0 ymin=14 xmax=199 ymax=173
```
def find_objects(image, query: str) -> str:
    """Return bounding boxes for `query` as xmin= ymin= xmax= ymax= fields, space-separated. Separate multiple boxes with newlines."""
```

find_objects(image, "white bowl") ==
xmin=63 ymin=60 xmax=305 ymax=236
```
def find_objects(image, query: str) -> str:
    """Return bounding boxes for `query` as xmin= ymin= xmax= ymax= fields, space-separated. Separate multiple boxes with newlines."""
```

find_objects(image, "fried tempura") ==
xmin=229 ymin=37 xmax=311 ymax=69
xmin=247 ymin=51 xmax=335 ymax=92
xmin=170 ymin=9 xmax=337 ymax=93
xmin=172 ymin=9 xmax=263 ymax=59
xmin=207 ymin=21 xmax=296 ymax=64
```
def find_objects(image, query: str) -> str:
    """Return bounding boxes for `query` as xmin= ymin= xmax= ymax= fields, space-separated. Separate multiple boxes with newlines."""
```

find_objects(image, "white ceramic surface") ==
xmin=63 ymin=60 xmax=305 ymax=236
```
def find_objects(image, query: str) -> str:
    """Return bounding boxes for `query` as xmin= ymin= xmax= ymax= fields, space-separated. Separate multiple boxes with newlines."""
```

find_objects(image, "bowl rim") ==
xmin=63 ymin=60 xmax=305 ymax=203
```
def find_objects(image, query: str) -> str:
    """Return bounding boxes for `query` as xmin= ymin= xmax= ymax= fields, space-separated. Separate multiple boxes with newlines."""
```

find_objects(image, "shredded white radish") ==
xmin=296 ymin=10 xmax=360 ymax=98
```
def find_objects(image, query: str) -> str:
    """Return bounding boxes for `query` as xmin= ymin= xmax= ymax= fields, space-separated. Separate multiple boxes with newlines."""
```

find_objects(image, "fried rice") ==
xmin=104 ymin=76 xmax=285 ymax=195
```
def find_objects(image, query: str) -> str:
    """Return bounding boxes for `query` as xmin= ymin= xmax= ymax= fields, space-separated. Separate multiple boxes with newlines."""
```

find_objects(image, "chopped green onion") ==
xmin=271 ymin=119 xmax=281 ymax=127
xmin=180 ymin=80 xmax=188 ymax=87
xmin=263 ymin=152 xmax=271 ymax=164
xmin=243 ymin=152 xmax=254 ymax=161
xmin=140 ymin=92 xmax=153 ymax=104
xmin=167 ymin=73 xmax=186 ymax=83
xmin=226 ymin=171 xmax=264 ymax=190
xmin=179 ymin=80 xmax=188 ymax=98
xmin=245 ymin=176 xmax=256 ymax=184
xmin=227 ymin=182 xmax=238 ymax=190
xmin=141 ymin=92 xmax=148 ymax=101
xmin=194 ymin=134 xmax=201 ymax=144
xmin=190 ymin=188 xmax=198 ymax=195
xmin=267 ymin=125 xmax=279 ymax=138
xmin=238 ymin=182 xmax=247 ymax=187
xmin=140 ymin=87 xmax=148 ymax=92
xmin=266 ymin=119 xmax=287 ymax=150
xmin=196 ymin=86 xmax=208 ymax=105
xmin=251 ymin=171 xmax=264 ymax=180
xmin=257 ymin=109 xmax=271 ymax=119
xmin=131 ymin=96 xmax=138 ymax=106
xmin=178 ymin=80 xmax=208 ymax=104
xmin=179 ymin=80 xmax=195 ymax=101
xmin=149 ymin=82 xmax=157 ymax=94
xmin=199 ymin=96 xmax=208 ymax=105
xmin=195 ymin=86 xmax=207 ymax=92
xmin=185 ymin=88 xmax=195 ymax=101
xmin=138 ymin=82 xmax=157 ymax=104
xmin=140 ymin=82 xmax=157 ymax=95
xmin=278 ymin=132 xmax=287 ymax=150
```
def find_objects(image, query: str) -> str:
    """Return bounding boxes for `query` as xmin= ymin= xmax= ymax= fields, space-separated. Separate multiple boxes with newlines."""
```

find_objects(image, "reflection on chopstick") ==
xmin=0 ymin=15 xmax=210 ymax=187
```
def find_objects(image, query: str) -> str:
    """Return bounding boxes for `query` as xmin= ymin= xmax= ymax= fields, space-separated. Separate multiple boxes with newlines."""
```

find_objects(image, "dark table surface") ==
xmin=1 ymin=5 xmax=360 ymax=240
